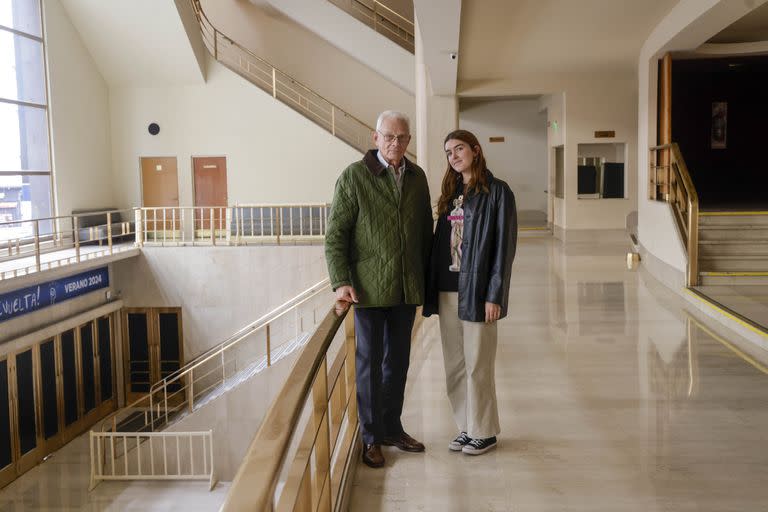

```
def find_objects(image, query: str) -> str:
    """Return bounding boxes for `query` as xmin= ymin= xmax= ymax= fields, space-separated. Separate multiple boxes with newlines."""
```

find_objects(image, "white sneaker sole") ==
xmin=462 ymin=442 xmax=497 ymax=455
xmin=448 ymin=442 xmax=465 ymax=452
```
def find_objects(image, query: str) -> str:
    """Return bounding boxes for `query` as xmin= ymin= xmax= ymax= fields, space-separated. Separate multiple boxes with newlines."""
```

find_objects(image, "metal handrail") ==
xmin=188 ymin=0 xmax=415 ymax=160
xmin=0 ymin=207 xmax=137 ymax=280
xmin=153 ymin=279 xmax=330 ymax=390
xmin=94 ymin=278 xmax=333 ymax=434
xmin=329 ymin=0 xmax=415 ymax=52
xmin=222 ymin=300 xmax=356 ymax=510
xmin=649 ymin=143 xmax=699 ymax=286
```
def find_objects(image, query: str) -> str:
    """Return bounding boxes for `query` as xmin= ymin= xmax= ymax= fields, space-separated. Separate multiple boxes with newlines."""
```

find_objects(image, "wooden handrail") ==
xmin=222 ymin=301 xmax=353 ymax=510
xmin=649 ymin=143 xmax=699 ymax=286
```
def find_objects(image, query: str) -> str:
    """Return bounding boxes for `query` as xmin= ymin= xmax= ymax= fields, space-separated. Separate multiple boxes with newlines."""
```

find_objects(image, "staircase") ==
xmin=698 ymin=212 xmax=768 ymax=285
xmin=328 ymin=0 xmax=415 ymax=52
xmin=189 ymin=0 xmax=415 ymax=160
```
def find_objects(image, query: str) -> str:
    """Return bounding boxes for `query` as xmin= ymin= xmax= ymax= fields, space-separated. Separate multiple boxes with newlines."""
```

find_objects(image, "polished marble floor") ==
xmin=350 ymin=235 xmax=768 ymax=512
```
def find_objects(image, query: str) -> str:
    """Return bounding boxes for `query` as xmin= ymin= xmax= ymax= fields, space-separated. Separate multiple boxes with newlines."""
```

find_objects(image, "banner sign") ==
xmin=0 ymin=266 xmax=109 ymax=323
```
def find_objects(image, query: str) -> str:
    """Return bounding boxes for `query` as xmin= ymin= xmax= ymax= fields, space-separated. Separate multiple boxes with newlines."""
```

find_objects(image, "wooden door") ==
xmin=141 ymin=157 xmax=179 ymax=238
xmin=122 ymin=308 xmax=184 ymax=405
xmin=193 ymin=157 xmax=227 ymax=236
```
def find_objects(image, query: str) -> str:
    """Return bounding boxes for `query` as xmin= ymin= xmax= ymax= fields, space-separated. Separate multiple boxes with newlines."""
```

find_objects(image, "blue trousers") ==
xmin=354 ymin=304 xmax=416 ymax=445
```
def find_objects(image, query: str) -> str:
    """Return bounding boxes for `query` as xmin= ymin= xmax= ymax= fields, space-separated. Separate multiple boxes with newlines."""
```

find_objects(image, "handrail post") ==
xmin=688 ymin=198 xmax=699 ymax=287
xmin=214 ymin=28 xmax=218 ymax=59
xmin=107 ymin=212 xmax=113 ymax=255
xmin=331 ymin=105 xmax=336 ymax=136
xmin=210 ymin=208 xmax=215 ymax=245
xmin=188 ymin=368 xmax=195 ymax=413
xmin=266 ymin=324 xmax=271 ymax=367
xmin=74 ymin=216 xmax=82 ymax=261
xmin=134 ymin=209 xmax=143 ymax=247
xmin=33 ymin=220 xmax=41 ymax=271
xmin=272 ymin=68 xmax=277 ymax=98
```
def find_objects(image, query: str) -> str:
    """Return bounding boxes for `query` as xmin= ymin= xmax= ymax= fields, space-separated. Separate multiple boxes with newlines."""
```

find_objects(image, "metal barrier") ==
xmin=136 ymin=204 xmax=330 ymax=246
xmin=89 ymin=430 xmax=215 ymax=490
xmin=0 ymin=208 xmax=137 ymax=280
xmin=93 ymin=279 xmax=333 ymax=437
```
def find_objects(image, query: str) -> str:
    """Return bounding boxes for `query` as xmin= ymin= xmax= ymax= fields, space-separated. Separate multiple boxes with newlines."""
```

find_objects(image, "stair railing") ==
xmin=92 ymin=278 xmax=332 ymax=437
xmin=649 ymin=143 xmax=699 ymax=286
xmin=189 ymin=0 xmax=415 ymax=161
xmin=328 ymin=0 xmax=415 ymax=52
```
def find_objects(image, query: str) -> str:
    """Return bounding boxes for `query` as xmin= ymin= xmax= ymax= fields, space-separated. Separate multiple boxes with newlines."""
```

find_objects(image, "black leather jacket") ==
xmin=423 ymin=171 xmax=517 ymax=322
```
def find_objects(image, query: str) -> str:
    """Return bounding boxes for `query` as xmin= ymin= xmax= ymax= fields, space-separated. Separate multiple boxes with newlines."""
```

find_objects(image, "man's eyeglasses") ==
xmin=377 ymin=131 xmax=411 ymax=145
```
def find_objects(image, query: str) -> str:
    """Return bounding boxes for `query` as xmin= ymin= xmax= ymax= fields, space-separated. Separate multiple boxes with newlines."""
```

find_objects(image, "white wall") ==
xmin=460 ymin=73 xmax=637 ymax=232
xmin=459 ymin=99 xmax=547 ymax=213
xmin=201 ymin=0 xmax=415 ymax=138
xmin=112 ymin=245 xmax=328 ymax=359
xmin=109 ymin=56 xmax=361 ymax=208
xmin=44 ymin=0 xmax=113 ymax=216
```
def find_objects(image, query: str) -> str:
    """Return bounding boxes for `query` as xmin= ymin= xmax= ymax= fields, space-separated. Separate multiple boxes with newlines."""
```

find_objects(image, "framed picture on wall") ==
xmin=711 ymin=101 xmax=727 ymax=149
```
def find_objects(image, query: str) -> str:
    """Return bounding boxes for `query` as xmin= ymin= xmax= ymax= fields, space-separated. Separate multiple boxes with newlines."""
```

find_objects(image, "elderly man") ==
xmin=325 ymin=110 xmax=433 ymax=468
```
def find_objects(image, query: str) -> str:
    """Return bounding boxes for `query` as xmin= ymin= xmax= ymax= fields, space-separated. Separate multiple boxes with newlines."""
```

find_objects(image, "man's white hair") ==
xmin=376 ymin=110 xmax=411 ymax=133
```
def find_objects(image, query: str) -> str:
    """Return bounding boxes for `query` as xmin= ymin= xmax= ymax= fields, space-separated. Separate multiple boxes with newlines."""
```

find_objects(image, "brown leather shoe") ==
xmin=382 ymin=431 xmax=425 ymax=453
xmin=362 ymin=443 xmax=385 ymax=468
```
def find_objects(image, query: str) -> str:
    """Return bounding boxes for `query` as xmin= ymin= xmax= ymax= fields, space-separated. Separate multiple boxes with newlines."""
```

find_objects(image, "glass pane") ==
xmin=0 ymin=174 xmax=52 ymax=243
xmin=0 ymin=102 xmax=50 ymax=172
xmin=80 ymin=323 xmax=95 ymax=413
xmin=0 ymin=0 xmax=42 ymax=38
xmin=0 ymin=359 xmax=11 ymax=469
xmin=98 ymin=317 xmax=112 ymax=402
xmin=16 ymin=348 xmax=36 ymax=455
xmin=0 ymin=30 xmax=46 ymax=104
xmin=128 ymin=313 xmax=151 ymax=393
xmin=61 ymin=329 xmax=78 ymax=426
xmin=159 ymin=312 xmax=181 ymax=392
xmin=40 ymin=339 xmax=58 ymax=440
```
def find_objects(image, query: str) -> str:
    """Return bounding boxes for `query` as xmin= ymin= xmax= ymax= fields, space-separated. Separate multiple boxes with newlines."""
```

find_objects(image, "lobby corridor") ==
xmin=349 ymin=235 xmax=768 ymax=511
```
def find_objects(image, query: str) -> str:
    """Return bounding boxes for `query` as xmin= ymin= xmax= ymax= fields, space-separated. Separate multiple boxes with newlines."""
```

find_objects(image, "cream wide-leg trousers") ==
xmin=438 ymin=292 xmax=501 ymax=439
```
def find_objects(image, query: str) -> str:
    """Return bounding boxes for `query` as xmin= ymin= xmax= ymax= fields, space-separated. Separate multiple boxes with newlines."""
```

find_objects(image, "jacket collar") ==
xmin=363 ymin=149 xmax=415 ymax=177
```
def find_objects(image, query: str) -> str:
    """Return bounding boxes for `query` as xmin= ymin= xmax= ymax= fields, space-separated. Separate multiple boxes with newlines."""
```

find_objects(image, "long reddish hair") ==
xmin=437 ymin=130 xmax=489 ymax=216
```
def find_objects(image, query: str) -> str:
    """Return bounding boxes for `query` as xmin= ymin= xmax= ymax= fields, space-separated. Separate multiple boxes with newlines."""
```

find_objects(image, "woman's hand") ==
xmin=485 ymin=302 xmax=501 ymax=323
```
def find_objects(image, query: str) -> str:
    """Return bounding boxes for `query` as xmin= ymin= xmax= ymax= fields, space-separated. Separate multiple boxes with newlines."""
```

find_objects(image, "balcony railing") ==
xmin=0 ymin=204 xmax=332 ymax=280
xmin=0 ymin=208 xmax=137 ymax=280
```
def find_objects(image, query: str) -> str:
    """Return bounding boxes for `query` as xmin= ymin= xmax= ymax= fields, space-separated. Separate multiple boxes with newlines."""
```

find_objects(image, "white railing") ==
xmin=135 ymin=204 xmax=330 ymax=246
xmin=94 ymin=279 xmax=333 ymax=437
xmin=89 ymin=430 xmax=215 ymax=490
xmin=0 ymin=208 xmax=136 ymax=280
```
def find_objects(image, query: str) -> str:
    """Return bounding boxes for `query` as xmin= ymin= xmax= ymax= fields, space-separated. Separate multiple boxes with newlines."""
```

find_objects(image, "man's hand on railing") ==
xmin=335 ymin=285 xmax=359 ymax=304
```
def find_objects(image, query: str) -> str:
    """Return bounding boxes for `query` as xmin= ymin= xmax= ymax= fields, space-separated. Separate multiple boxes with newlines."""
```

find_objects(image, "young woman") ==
xmin=424 ymin=129 xmax=517 ymax=455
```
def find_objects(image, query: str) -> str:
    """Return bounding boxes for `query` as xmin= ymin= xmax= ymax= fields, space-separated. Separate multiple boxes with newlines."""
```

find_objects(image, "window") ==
xmin=576 ymin=143 xmax=627 ymax=199
xmin=0 ymin=0 xmax=52 ymax=244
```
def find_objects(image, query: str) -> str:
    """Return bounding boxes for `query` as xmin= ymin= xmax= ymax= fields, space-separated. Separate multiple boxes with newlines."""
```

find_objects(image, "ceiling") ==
xmin=59 ymin=0 xmax=205 ymax=87
xmin=709 ymin=1 xmax=768 ymax=44
xmin=457 ymin=0 xmax=680 ymax=80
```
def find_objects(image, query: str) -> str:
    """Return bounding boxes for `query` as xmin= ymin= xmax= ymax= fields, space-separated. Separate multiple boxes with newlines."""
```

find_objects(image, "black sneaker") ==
xmin=462 ymin=436 xmax=497 ymax=455
xmin=448 ymin=432 xmax=471 ymax=451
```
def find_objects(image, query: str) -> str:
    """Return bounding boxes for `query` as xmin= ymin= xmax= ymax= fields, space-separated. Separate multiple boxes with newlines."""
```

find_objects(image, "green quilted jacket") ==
xmin=325 ymin=150 xmax=433 ymax=307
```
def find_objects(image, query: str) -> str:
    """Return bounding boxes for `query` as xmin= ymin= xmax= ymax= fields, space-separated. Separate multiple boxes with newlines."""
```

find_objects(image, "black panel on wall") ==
xmin=577 ymin=165 xmax=597 ymax=194
xmin=603 ymin=163 xmax=624 ymax=198
xmin=671 ymin=56 xmax=768 ymax=206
